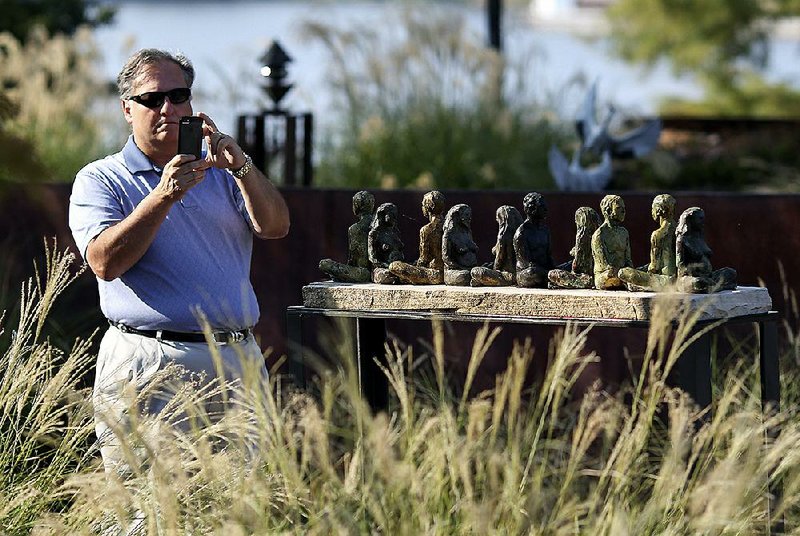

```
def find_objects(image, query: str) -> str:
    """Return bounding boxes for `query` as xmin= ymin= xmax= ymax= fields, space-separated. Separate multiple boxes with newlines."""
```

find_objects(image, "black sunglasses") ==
xmin=128 ymin=87 xmax=192 ymax=109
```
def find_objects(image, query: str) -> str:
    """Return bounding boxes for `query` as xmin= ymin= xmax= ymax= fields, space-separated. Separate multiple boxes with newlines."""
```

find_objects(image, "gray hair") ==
xmin=117 ymin=48 xmax=195 ymax=99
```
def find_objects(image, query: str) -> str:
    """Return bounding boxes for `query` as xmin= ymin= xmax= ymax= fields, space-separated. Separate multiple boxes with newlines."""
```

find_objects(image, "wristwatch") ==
xmin=231 ymin=153 xmax=253 ymax=179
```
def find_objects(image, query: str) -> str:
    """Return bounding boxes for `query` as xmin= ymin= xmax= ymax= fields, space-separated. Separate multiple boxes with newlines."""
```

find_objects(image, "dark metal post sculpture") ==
xmin=236 ymin=40 xmax=313 ymax=186
xmin=471 ymin=205 xmax=523 ymax=286
xmin=676 ymin=207 xmax=737 ymax=293
xmin=368 ymin=203 xmax=404 ymax=284
xmin=591 ymin=194 xmax=633 ymax=290
xmin=548 ymin=206 xmax=601 ymax=289
xmin=442 ymin=204 xmax=479 ymax=286
xmin=619 ymin=194 xmax=677 ymax=291
xmin=514 ymin=192 xmax=554 ymax=288
xmin=389 ymin=191 xmax=446 ymax=284
xmin=319 ymin=190 xmax=374 ymax=283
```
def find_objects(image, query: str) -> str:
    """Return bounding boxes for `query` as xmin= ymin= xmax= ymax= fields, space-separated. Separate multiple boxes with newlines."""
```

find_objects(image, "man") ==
xmin=69 ymin=48 xmax=290 ymax=473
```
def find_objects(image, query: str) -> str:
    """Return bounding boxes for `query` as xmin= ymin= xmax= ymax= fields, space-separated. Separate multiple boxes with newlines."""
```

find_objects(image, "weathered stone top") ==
xmin=302 ymin=282 xmax=772 ymax=322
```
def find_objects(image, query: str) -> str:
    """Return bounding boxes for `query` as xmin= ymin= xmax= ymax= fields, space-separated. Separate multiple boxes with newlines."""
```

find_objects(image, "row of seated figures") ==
xmin=319 ymin=190 xmax=737 ymax=294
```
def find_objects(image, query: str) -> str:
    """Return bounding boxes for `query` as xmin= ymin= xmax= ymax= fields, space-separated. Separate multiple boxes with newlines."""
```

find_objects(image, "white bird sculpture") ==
xmin=576 ymin=81 xmax=661 ymax=159
xmin=548 ymin=145 xmax=613 ymax=192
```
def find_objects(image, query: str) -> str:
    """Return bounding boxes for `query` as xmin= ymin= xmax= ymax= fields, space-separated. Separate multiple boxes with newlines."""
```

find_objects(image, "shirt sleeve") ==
xmin=69 ymin=166 xmax=125 ymax=261
xmin=225 ymin=170 xmax=254 ymax=231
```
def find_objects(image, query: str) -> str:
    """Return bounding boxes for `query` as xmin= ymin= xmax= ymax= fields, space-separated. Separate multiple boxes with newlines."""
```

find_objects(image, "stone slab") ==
xmin=302 ymin=282 xmax=772 ymax=322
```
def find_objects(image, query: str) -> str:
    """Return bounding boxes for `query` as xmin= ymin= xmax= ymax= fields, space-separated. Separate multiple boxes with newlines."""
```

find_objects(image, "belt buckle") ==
xmin=228 ymin=330 xmax=245 ymax=343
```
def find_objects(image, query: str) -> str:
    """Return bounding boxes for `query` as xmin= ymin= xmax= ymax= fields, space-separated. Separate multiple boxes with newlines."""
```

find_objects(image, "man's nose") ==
xmin=160 ymin=98 xmax=176 ymax=115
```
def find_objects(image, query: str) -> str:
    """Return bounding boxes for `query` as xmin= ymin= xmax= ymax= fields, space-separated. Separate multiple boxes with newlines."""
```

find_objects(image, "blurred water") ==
xmin=94 ymin=1 xmax=799 ymax=136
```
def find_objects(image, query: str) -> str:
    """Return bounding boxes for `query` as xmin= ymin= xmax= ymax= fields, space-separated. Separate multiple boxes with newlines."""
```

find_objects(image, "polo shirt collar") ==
xmin=121 ymin=135 xmax=159 ymax=174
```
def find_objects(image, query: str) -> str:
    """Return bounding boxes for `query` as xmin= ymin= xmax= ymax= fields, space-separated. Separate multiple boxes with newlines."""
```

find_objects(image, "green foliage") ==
xmin=0 ymin=28 xmax=125 ymax=183
xmin=607 ymin=0 xmax=800 ymax=117
xmin=304 ymin=9 xmax=569 ymax=190
xmin=0 ymin=0 xmax=114 ymax=42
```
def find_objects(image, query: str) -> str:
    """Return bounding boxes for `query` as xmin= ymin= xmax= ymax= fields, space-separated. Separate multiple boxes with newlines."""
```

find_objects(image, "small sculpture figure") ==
xmin=442 ymin=204 xmax=479 ymax=286
xmin=389 ymin=191 xmax=446 ymax=284
xmin=319 ymin=190 xmax=374 ymax=283
xmin=591 ymin=194 xmax=633 ymax=290
xmin=676 ymin=207 xmax=737 ymax=293
xmin=548 ymin=206 xmax=602 ymax=289
xmin=368 ymin=202 xmax=404 ymax=284
xmin=471 ymin=205 xmax=524 ymax=286
xmin=514 ymin=192 xmax=554 ymax=288
xmin=619 ymin=194 xmax=678 ymax=291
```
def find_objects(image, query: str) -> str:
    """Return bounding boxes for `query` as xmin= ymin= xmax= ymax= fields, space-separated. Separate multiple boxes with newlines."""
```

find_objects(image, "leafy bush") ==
xmin=303 ymin=9 xmax=571 ymax=190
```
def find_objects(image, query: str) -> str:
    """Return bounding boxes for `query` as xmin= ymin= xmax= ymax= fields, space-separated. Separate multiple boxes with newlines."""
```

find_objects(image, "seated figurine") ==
xmin=514 ymin=192 xmax=554 ymax=288
xmin=319 ymin=190 xmax=375 ymax=283
xmin=591 ymin=194 xmax=633 ymax=290
xmin=368 ymin=203 xmax=405 ymax=284
xmin=389 ymin=191 xmax=445 ymax=284
xmin=676 ymin=207 xmax=737 ymax=293
xmin=548 ymin=206 xmax=601 ymax=289
xmin=619 ymin=194 xmax=677 ymax=292
xmin=471 ymin=205 xmax=523 ymax=286
xmin=442 ymin=204 xmax=479 ymax=286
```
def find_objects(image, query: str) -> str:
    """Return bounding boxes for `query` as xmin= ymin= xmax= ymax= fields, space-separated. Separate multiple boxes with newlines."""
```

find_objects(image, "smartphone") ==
xmin=177 ymin=116 xmax=203 ymax=160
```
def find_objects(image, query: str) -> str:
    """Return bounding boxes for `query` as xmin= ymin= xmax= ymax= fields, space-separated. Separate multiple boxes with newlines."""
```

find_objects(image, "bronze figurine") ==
xmin=368 ymin=202 xmax=404 ymax=284
xmin=442 ymin=203 xmax=479 ymax=286
xmin=619 ymin=194 xmax=677 ymax=291
xmin=676 ymin=207 xmax=737 ymax=293
xmin=548 ymin=206 xmax=601 ymax=289
xmin=471 ymin=205 xmax=523 ymax=287
xmin=591 ymin=194 xmax=633 ymax=290
xmin=318 ymin=190 xmax=374 ymax=283
xmin=389 ymin=191 xmax=446 ymax=284
xmin=514 ymin=192 xmax=554 ymax=288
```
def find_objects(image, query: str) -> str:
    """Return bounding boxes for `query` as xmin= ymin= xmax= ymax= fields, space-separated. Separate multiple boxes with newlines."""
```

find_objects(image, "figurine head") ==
xmin=445 ymin=204 xmax=472 ymax=232
xmin=575 ymin=206 xmax=601 ymax=233
xmin=352 ymin=190 xmax=375 ymax=217
xmin=600 ymin=194 xmax=625 ymax=223
xmin=651 ymin=194 xmax=676 ymax=222
xmin=523 ymin=192 xmax=547 ymax=221
xmin=677 ymin=207 xmax=704 ymax=236
xmin=496 ymin=205 xmax=523 ymax=239
xmin=374 ymin=202 xmax=398 ymax=228
xmin=421 ymin=190 xmax=445 ymax=219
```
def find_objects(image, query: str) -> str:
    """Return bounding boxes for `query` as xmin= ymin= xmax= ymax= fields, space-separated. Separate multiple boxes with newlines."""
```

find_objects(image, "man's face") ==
xmin=121 ymin=59 xmax=192 ymax=162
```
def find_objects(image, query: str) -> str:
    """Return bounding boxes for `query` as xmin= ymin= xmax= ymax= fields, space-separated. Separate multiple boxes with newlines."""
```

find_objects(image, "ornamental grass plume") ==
xmin=3 ymin=244 xmax=800 ymax=533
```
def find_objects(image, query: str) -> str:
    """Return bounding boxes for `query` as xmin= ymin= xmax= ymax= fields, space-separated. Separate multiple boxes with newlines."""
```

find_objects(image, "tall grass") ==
xmin=302 ymin=7 xmax=572 ymax=190
xmin=3 ymin=246 xmax=800 ymax=533
xmin=0 ymin=27 xmax=125 ymax=183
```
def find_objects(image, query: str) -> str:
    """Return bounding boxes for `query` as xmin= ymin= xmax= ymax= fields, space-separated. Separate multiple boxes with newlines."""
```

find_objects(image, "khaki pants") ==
xmin=93 ymin=324 xmax=266 ymax=474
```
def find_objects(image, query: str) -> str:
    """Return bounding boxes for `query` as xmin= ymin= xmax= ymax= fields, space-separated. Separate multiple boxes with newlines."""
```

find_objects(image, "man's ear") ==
xmin=121 ymin=99 xmax=133 ymax=125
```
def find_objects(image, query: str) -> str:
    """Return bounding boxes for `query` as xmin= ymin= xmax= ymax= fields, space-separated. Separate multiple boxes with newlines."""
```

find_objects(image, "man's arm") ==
xmin=199 ymin=112 xmax=290 ymax=240
xmin=87 ymin=154 xmax=207 ymax=281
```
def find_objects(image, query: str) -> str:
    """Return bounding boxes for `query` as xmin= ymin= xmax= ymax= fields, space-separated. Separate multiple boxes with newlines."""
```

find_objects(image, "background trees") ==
xmin=607 ymin=0 xmax=800 ymax=116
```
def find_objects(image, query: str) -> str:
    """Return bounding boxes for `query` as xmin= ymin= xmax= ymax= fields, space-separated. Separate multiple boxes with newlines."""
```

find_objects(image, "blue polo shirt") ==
xmin=69 ymin=136 xmax=260 ymax=331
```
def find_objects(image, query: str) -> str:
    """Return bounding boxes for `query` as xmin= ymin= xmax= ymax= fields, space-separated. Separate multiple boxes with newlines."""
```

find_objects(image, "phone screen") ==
xmin=177 ymin=116 xmax=203 ymax=160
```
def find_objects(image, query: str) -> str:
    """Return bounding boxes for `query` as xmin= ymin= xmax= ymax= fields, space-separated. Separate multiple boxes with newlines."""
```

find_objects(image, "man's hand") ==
xmin=157 ymin=153 xmax=210 ymax=202
xmin=199 ymin=112 xmax=246 ymax=171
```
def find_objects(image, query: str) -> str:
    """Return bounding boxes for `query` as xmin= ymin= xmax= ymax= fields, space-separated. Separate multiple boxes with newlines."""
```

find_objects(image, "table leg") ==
xmin=676 ymin=330 xmax=712 ymax=414
xmin=759 ymin=319 xmax=783 ymax=534
xmin=286 ymin=309 xmax=305 ymax=389
xmin=357 ymin=317 xmax=388 ymax=411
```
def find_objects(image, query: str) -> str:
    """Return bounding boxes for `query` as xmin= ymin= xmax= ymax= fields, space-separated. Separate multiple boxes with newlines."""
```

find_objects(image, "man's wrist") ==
xmin=231 ymin=153 xmax=253 ymax=179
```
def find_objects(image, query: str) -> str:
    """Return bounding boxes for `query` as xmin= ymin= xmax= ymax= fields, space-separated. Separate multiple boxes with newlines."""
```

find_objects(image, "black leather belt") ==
xmin=109 ymin=320 xmax=251 ymax=344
